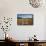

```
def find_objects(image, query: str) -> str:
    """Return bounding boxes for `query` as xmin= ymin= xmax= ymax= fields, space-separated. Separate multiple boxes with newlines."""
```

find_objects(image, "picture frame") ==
xmin=17 ymin=14 xmax=33 ymax=25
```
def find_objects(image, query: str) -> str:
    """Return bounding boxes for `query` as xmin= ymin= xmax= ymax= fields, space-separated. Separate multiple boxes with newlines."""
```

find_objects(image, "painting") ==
xmin=17 ymin=14 xmax=33 ymax=25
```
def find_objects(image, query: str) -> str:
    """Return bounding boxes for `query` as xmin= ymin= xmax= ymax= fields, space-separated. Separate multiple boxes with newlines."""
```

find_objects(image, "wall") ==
xmin=0 ymin=0 xmax=46 ymax=40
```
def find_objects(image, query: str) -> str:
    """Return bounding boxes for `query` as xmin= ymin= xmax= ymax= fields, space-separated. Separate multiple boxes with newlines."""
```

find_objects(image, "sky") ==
xmin=17 ymin=14 xmax=33 ymax=18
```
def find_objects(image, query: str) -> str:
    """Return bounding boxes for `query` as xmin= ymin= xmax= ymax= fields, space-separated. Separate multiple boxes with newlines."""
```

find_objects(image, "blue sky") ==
xmin=17 ymin=14 xmax=33 ymax=18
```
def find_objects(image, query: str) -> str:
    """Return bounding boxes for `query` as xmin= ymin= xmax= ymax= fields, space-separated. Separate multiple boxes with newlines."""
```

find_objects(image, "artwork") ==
xmin=0 ymin=17 xmax=12 ymax=39
xmin=29 ymin=0 xmax=43 ymax=8
xmin=17 ymin=14 xmax=33 ymax=25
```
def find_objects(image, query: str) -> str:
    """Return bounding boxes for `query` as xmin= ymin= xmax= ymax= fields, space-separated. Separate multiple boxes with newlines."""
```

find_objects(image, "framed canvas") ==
xmin=17 ymin=14 xmax=33 ymax=25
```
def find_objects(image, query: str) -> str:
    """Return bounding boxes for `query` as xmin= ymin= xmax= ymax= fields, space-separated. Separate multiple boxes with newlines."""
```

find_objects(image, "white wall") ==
xmin=0 ymin=0 xmax=46 ymax=40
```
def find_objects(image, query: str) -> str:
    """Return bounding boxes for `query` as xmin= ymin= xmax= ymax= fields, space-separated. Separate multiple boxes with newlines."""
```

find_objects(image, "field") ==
xmin=17 ymin=18 xmax=33 ymax=25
